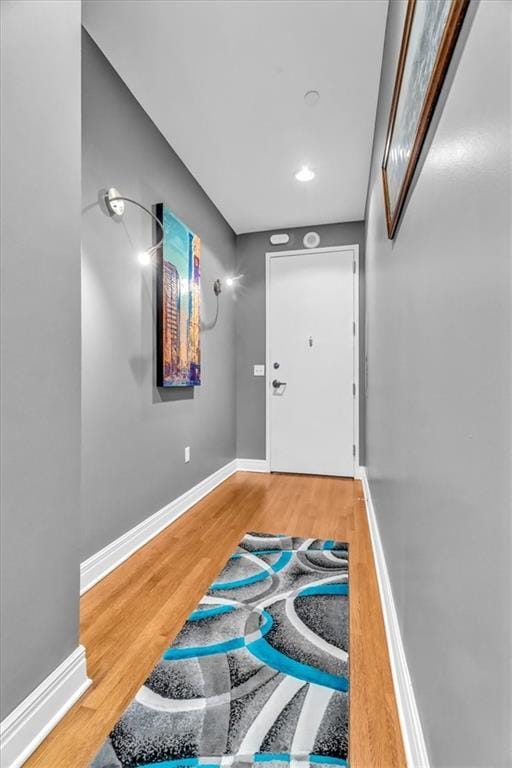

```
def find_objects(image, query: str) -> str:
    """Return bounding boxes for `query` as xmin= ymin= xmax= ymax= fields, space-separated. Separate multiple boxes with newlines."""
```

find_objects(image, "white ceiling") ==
xmin=83 ymin=1 xmax=388 ymax=234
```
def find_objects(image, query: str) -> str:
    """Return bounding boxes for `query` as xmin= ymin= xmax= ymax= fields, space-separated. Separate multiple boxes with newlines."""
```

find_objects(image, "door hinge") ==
xmin=353 ymin=321 xmax=356 ymax=336
xmin=353 ymin=382 xmax=356 ymax=397
xmin=353 ymin=261 xmax=356 ymax=274
xmin=353 ymin=444 xmax=356 ymax=457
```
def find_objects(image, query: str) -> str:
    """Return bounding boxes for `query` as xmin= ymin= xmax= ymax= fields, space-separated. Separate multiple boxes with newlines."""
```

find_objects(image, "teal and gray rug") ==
xmin=91 ymin=532 xmax=349 ymax=767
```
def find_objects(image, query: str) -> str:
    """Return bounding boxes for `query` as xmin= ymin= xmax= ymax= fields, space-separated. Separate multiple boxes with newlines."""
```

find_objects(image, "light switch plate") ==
xmin=253 ymin=364 xmax=265 ymax=377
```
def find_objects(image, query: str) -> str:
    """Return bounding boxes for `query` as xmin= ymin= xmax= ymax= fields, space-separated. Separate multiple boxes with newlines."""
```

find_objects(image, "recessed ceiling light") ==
xmin=304 ymin=90 xmax=320 ymax=106
xmin=295 ymin=166 xmax=315 ymax=182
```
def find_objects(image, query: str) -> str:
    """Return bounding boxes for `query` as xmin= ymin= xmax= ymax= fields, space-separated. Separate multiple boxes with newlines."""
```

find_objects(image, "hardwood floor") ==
xmin=25 ymin=471 xmax=406 ymax=768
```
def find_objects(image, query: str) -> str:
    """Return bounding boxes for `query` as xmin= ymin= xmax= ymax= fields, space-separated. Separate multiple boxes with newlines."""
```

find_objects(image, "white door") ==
xmin=267 ymin=248 xmax=356 ymax=477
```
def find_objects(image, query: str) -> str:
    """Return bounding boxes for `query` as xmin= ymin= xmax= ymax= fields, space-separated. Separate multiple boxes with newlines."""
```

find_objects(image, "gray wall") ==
xmin=0 ymin=1 xmax=82 ymax=718
xmin=236 ymin=223 xmax=365 ymax=461
xmin=364 ymin=2 xmax=511 ymax=766
xmin=81 ymin=32 xmax=236 ymax=561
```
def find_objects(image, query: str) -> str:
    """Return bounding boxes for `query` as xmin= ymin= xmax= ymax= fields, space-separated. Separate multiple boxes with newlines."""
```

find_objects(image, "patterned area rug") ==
xmin=91 ymin=532 xmax=349 ymax=767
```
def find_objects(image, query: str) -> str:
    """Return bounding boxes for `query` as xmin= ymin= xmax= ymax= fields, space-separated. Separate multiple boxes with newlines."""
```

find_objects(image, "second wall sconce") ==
xmin=104 ymin=187 xmax=164 ymax=265
xmin=213 ymin=275 xmax=243 ymax=295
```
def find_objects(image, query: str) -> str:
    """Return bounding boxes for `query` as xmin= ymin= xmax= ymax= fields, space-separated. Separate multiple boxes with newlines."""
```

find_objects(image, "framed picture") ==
xmin=156 ymin=204 xmax=201 ymax=387
xmin=382 ymin=0 xmax=470 ymax=238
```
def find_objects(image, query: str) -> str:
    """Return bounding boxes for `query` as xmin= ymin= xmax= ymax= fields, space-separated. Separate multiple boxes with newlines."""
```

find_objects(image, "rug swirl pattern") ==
xmin=91 ymin=532 xmax=349 ymax=767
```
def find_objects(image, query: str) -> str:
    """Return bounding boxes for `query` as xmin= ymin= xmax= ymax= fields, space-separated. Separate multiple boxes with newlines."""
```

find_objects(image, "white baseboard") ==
xmin=236 ymin=458 xmax=270 ymax=472
xmin=80 ymin=459 xmax=238 ymax=595
xmin=0 ymin=645 xmax=91 ymax=768
xmin=359 ymin=467 xmax=430 ymax=768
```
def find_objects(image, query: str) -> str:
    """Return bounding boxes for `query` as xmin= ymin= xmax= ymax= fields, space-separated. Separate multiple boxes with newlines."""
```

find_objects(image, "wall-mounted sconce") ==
xmin=213 ymin=275 xmax=243 ymax=295
xmin=104 ymin=187 xmax=164 ymax=265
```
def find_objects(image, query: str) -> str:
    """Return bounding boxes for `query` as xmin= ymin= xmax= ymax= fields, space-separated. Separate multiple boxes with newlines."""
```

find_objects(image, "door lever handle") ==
xmin=272 ymin=379 xmax=287 ymax=388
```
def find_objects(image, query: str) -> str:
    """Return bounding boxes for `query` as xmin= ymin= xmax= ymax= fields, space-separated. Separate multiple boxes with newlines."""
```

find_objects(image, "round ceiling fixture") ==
xmin=295 ymin=166 xmax=315 ymax=182
xmin=303 ymin=231 xmax=320 ymax=249
xmin=304 ymin=90 xmax=320 ymax=106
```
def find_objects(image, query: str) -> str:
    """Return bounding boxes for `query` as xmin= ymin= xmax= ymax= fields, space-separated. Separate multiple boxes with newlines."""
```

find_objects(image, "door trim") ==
xmin=265 ymin=245 xmax=360 ymax=476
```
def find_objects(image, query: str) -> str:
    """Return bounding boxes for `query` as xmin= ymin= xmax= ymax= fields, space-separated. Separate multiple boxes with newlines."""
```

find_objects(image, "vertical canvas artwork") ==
xmin=382 ymin=0 xmax=469 ymax=238
xmin=156 ymin=204 xmax=201 ymax=387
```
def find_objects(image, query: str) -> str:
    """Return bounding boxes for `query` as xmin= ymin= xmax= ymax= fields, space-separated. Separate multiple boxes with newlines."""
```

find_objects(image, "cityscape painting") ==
xmin=156 ymin=204 xmax=200 ymax=387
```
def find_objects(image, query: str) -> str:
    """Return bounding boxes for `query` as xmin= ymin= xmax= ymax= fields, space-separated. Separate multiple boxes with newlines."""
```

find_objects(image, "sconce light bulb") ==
xmin=138 ymin=250 xmax=151 ymax=266
xmin=226 ymin=277 xmax=234 ymax=287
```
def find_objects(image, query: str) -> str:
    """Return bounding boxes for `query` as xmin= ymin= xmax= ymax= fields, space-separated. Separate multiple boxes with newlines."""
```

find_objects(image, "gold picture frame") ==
xmin=382 ymin=0 xmax=470 ymax=239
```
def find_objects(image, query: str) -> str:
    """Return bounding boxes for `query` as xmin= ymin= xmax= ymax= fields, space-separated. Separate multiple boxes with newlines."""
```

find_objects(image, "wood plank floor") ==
xmin=25 ymin=471 xmax=406 ymax=768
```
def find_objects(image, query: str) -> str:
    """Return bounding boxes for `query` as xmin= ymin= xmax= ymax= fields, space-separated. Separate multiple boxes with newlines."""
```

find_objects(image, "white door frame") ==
xmin=265 ymin=244 xmax=360 ymax=476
